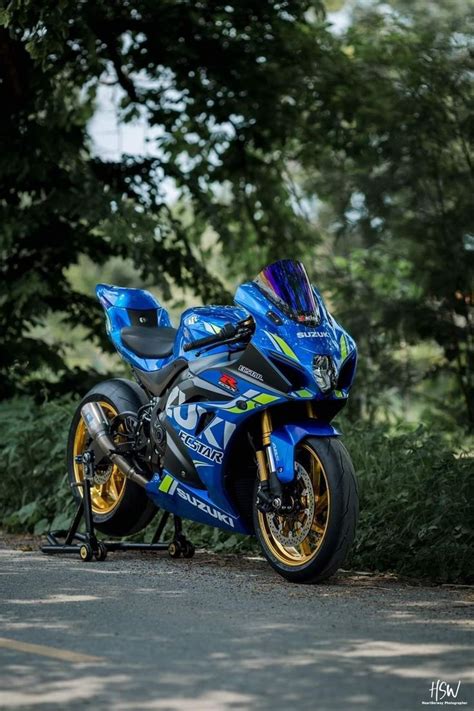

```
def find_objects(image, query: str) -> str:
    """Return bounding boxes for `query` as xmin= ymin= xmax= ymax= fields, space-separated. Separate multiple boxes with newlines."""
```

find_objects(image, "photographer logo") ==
xmin=421 ymin=680 xmax=467 ymax=706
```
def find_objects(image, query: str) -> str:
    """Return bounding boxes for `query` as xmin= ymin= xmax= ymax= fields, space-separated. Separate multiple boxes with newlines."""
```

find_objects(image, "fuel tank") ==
xmin=175 ymin=305 xmax=248 ymax=359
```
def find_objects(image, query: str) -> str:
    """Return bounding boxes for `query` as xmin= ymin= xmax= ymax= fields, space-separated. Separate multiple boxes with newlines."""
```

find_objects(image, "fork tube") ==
xmin=262 ymin=410 xmax=278 ymax=473
xmin=261 ymin=410 xmax=272 ymax=446
xmin=261 ymin=409 xmax=282 ymax=501
xmin=256 ymin=410 xmax=272 ymax=483
xmin=256 ymin=450 xmax=269 ymax=483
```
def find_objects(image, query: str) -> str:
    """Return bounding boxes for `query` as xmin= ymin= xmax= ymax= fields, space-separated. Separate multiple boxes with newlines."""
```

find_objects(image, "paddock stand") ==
xmin=40 ymin=451 xmax=195 ymax=562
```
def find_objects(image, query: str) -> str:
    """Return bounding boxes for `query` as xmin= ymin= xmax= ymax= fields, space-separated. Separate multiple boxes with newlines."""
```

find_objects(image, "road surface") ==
xmin=0 ymin=540 xmax=472 ymax=710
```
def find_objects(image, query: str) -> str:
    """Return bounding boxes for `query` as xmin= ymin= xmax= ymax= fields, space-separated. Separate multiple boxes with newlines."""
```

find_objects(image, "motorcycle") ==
xmin=68 ymin=259 xmax=358 ymax=583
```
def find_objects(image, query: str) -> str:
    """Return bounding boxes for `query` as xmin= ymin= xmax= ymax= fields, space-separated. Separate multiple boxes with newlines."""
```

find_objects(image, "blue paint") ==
xmin=95 ymin=263 xmax=357 ymax=534
xmin=270 ymin=420 xmax=340 ymax=483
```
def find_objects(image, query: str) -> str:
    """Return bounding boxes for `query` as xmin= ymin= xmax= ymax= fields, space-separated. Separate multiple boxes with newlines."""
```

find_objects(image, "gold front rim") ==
xmin=72 ymin=401 xmax=126 ymax=515
xmin=258 ymin=443 xmax=330 ymax=567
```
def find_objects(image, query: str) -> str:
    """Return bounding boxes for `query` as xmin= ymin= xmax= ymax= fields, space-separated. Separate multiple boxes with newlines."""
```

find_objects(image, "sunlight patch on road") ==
xmin=336 ymin=640 xmax=471 ymax=658
xmin=6 ymin=594 xmax=99 ymax=604
xmin=115 ymin=689 xmax=256 ymax=710
xmin=0 ymin=673 xmax=127 ymax=707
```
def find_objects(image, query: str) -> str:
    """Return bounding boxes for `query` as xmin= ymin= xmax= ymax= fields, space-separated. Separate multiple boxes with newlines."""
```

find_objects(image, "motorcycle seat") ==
xmin=120 ymin=326 xmax=177 ymax=359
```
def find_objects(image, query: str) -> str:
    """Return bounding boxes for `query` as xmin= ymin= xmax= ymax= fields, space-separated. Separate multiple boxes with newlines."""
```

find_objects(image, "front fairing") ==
xmin=235 ymin=282 xmax=357 ymax=401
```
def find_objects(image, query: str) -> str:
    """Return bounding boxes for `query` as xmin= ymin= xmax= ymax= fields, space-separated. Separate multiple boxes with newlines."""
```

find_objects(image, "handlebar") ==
xmin=183 ymin=319 xmax=253 ymax=353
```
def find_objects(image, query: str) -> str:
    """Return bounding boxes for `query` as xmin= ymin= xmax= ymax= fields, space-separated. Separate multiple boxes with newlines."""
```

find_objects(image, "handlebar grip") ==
xmin=183 ymin=322 xmax=238 ymax=352
xmin=184 ymin=333 xmax=220 ymax=352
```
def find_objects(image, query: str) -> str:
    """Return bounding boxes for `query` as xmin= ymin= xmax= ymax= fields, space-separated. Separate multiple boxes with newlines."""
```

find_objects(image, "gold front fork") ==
xmin=261 ymin=410 xmax=272 ymax=446
xmin=256 ymin=450 xmax=268 ymax=483
xmin=256 ymin=410 xmax=273 ymax=482
xmin=257 ymin=406 xmax=314 ymax=482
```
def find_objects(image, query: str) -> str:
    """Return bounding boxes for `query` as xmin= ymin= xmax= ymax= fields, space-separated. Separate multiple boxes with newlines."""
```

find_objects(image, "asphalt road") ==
xmin=0 ymin=539 xmax=472 ymax=710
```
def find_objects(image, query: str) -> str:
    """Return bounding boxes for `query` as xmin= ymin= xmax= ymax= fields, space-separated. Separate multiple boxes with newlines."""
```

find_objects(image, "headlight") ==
xmin=313 ymin=355 xmax=337 ymax=393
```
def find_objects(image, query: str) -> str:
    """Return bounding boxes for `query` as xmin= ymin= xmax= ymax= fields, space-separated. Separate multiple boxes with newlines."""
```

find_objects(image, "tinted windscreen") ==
xmin=254 ymin=260 xmax=320 ymax=324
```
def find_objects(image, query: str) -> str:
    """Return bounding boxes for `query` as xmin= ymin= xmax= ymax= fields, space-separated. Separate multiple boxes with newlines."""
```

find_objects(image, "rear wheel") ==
xmin=67 ymin=379 xmax=157 ymax=537
xmin=254 ymin=437 xmax=358 ymax=583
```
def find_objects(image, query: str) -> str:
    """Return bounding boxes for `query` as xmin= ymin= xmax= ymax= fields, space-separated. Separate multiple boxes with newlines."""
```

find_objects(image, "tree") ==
xmin=0 ymin=0 xmax=334 ymax=397
xmin=299 ymin=10 xmax=474 ymax=427
xmin=2 ymin=1 xmax=472 ymax=429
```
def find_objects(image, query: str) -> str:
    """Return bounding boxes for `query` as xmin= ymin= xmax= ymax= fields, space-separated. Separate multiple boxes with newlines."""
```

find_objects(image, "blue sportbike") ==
xmin=68 ymin=259 xmax=358 ymax=583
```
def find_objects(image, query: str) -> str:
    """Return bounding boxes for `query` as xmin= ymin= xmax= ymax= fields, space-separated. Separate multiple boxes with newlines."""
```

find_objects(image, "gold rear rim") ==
xmin=258 ymin=443 xmax=330 ymax=566
xmin=72 ymin=401 xmax=126 ymax=515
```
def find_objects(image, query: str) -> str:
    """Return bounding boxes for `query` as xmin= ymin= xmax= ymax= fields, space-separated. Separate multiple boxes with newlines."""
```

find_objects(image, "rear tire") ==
xmin=67 ymin=379 xmax=157 ymax=538
xmin=254 ymin=437 xmax=358 ymax=584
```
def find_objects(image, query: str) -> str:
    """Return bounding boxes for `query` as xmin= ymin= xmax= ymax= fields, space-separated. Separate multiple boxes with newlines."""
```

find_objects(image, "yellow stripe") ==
xmin=253 ymin=393 xmax=279 ymax=405
xmin=340 ymin=334 xmax=348 ymax=360
xmin=272 ymin=334 xmax=298 ymax=361
xmin=0 ymin=637 xmax=102 ymax=664
xmin=159 ymin=474 xmax=173 ymax=492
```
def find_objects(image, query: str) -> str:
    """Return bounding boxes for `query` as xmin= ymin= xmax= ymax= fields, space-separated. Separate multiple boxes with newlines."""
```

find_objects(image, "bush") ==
xmin=1 ymin=397 xmax=472 ymax=582
xmin=344 ymin=424 xmax=474 ymax=583
xmin=0 ymin=397 xmax=76 ymax=534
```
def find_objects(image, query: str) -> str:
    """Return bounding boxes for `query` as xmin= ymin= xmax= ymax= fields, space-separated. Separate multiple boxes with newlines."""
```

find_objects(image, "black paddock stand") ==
xmin=40 ymin=451 xmax=195 ymax=562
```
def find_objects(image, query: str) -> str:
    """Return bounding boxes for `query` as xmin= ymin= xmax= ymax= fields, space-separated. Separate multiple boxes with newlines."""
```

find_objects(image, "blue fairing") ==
xmin=95 ymin=273 xmax=357 ymax=534
xmin=96 ymin=283 xmax=174 ymax=371
xmin=270 ymin=420 xmax=340 ymax=483
xmin=97 ymin=280 xmax=356 ymax=394
xmin=145 ymin=475 xmax=244 ymax=533
xmin=234 ymin=282 xmax=357 ymax=397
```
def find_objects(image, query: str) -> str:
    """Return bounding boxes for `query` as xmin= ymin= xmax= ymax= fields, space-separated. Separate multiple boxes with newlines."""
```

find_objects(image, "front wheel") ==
xmin=253 ymin=437 xmax=358 ymax=584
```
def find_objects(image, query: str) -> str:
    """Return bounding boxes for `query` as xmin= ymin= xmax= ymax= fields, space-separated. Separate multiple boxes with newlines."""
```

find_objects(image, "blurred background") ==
xmin=1 ymin=0 xmax=472 ymax=581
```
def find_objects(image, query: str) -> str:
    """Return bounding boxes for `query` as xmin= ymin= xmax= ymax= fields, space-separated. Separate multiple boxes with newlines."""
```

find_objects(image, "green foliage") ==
xmin=300 ymin=9 xmax=474 ymax=427
xmin=0 ymin=0 xmax=472 ymax=581
xmin=0 ymin=397 xmax=76 ymax=534
xmin=1 ymin=396 xmax=472 ymax=582
xmin=0 ymin=1 xmax=328 ymax=397
xmin=1 ymin=1 xmax=472 ymax=427
xmin=345 ymin=423 xmax=474 ymax=583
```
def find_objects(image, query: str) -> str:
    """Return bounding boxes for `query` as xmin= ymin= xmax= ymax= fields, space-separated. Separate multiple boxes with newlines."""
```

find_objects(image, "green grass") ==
xmin=1 ymin=396 xmax=472 ymax=582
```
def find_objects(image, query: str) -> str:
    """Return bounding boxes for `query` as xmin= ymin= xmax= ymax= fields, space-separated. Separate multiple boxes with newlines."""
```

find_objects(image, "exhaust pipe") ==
xmin=80 ymin=402 xmax=148 ymax=489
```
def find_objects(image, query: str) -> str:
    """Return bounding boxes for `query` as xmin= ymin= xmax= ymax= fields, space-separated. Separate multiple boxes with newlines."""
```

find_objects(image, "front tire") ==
xmin=67 ymin=379 xmax=157 ymax=537
xmin=254 ymin=437 xmax=358 ymax=584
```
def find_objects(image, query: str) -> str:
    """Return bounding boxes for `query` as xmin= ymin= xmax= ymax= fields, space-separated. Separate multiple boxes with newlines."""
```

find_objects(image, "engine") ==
xmin=110 ymin=400 xmax=165 ymax=474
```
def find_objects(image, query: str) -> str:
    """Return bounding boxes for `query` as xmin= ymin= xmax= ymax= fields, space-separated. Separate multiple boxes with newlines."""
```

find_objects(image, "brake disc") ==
xmin=82 ymin=438 xmax=113 ymax=486
xmin=93 ymin=464 xmax=113 ymax=486
xmin=266 ymin=462 xmax=315 ymax=546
